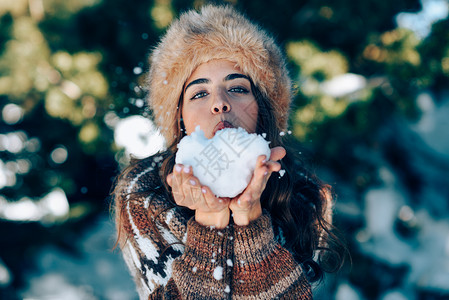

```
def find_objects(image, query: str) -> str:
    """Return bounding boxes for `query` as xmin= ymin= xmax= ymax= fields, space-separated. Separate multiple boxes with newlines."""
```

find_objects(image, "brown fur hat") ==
xmin=147 ymin=5 xmax=292 ymax=146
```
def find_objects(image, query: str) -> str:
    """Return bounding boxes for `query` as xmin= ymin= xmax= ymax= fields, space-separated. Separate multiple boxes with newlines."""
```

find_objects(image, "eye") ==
xmin=190 ymin=91 xmax=208 ymax=100
xmin=229 ymin=86 xmax=249 ymax=94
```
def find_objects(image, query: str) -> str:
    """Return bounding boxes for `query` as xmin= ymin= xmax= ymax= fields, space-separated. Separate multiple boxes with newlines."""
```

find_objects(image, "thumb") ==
xmin=166 ymin=173 xmax=173 ymax=187
xmin=269 ymin=146 xmax=286 ymax=162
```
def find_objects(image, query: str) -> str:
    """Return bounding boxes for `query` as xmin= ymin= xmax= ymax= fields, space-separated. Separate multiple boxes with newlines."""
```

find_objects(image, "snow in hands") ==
xmin=175 ymin=126 xmax=271 ymax=197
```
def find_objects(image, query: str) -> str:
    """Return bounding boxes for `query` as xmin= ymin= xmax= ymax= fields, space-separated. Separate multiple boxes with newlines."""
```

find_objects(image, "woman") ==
xmin=113 ymin=5 xmax=343 ymax=299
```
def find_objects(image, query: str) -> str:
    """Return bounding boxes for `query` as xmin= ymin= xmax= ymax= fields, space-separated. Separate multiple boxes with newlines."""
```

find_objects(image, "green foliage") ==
xmin=1 ymin=0 xmax=440 ymax=223
xmin=0 ymin=13 xmax=13 ymax=55
xmin=419 ymin=18 xmax=449 ymax=92
xmin=1 ymin=0 xmax=448 ymax=296
xmin=0 ymin=0 xmax=438 ymax=217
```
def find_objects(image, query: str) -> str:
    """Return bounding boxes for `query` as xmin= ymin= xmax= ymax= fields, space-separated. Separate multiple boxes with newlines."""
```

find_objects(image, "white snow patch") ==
xmin=396 ymin=0 xmax=448 ymax=39
xmin=335 ymin=282 xmax=363 ymax=300
xmin=320 ymin=73 xmax=367 ymax=98
xmin=213 ymin=266 xmax=223 ymax=280
xmin=114 ymin=116 xmax=165 ymax=159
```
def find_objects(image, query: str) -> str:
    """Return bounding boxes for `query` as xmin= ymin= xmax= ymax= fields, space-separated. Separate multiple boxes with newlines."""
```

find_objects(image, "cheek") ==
xmin=181 ymin=111 xmax=195 ymax=134
xmin=238 ymin=100 xmax=258 ymax=132
xmin=182 ymin=104 xmax=205 ymax=134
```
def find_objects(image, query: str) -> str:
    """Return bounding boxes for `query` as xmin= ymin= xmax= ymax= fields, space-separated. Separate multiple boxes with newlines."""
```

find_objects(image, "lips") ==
xmin=213 ymin=120 xmax=234 ymax=135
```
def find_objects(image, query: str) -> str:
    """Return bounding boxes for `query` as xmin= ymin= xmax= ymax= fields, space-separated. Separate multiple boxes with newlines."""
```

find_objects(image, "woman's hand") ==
xmin=229 ymin=146 xmax=286 ymax=226
xmin=167 ymin=164 xmax=230 ymax=228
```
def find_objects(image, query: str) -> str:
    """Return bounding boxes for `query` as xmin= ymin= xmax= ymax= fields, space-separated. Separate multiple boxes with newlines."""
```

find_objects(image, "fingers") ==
xmin=168 ymin=164 xmax=196 ymax=206
xmin=238 ymin=155 xmax=268 ymax=203
xmin=266 ymin=160 xmax=282 ymax=173
xmin=262 ymin=146 xmax=286 ymax=174
xmin=257 ymin=153 xmax=281 ymax=176
xmin=166 ymin=173 xmax=173 ymax=187
xmin=182 ymin=169 xmax=204 ymax=205
xmin=169 ymin=164 xmax=229 ymax=212
xmin=269 ymin=146 xmax=286 ymax=162
xmin=247 ymin=151 xmax=284 ymax=197
xmin=229 ymin=150 xmax=287 ymax=224
xmin=201 ymin=186 xmax=230 ymax=210
xmin=256 ymin=155 xmax=270 ymax=184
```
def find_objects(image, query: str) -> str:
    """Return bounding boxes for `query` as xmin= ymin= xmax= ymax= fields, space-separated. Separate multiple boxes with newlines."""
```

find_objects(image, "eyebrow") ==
xmin=184 ymin=78 xmax=210 ymax=92
xmin=224 ymin=73 xmax=250 ymax=81
xmin=184 ymin=73 xmax=250 ymax=92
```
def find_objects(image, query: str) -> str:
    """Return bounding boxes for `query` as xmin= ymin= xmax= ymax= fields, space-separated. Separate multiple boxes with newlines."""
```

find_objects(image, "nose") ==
xmin=211 ymin=92 xmax=231 ymax=114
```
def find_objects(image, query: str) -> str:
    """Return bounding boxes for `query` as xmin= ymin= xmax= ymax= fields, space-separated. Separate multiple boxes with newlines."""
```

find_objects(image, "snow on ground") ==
xmin=19 ymin=215 xmax=137 ymax=300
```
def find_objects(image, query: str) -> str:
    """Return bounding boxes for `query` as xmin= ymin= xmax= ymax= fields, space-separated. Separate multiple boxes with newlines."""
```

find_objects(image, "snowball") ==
xmin=175 ymin=127 xmax=271 ymax=197
xmin=213 ymin=266 xmax=223 ymax=280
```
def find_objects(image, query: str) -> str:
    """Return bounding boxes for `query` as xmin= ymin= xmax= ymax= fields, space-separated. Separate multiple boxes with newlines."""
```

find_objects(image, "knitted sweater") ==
xmin=114 ymin=154 xmax=313 ymax=299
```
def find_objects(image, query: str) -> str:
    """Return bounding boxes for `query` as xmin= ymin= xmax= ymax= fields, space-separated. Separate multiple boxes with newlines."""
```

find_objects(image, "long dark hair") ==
xmin=152 ymin=80 xmax=346 ymax=282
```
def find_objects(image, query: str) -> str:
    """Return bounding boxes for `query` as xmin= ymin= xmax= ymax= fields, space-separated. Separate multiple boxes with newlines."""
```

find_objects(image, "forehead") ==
xmin=187 ymin=59 xmax=243 ymax=80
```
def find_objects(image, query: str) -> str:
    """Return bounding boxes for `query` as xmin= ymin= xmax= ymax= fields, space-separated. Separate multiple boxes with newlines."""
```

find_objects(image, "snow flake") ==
xmin=213 ymin=266 xmax=223 ymax=280
xmin=226 ymin=259 xmax=233 ymax=267
xmin=278 ymin=169 xmax=286 ymax=178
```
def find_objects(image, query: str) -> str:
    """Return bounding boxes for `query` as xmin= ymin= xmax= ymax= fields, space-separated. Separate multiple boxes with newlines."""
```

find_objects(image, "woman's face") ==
xmin=182 ymin=60 xmax=258 ymax=139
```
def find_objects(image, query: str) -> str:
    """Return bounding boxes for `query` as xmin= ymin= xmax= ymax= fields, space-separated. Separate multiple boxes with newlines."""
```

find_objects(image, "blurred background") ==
xmin=0 ymin=0 xmax=448 ymax=299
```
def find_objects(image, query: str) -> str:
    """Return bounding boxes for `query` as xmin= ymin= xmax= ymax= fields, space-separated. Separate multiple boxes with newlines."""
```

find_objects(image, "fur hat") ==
xmin=147 ymin=5 xmax=292 ymax=146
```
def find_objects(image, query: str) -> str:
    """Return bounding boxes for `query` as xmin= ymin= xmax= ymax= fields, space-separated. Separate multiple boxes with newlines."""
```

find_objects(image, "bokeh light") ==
xmin=1 ymin=0 xmax=449 ymax=299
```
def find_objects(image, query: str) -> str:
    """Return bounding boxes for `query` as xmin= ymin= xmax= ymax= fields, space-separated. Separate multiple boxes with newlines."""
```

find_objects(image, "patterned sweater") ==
xmin=114 ymin=154 xmax=313 ymax=299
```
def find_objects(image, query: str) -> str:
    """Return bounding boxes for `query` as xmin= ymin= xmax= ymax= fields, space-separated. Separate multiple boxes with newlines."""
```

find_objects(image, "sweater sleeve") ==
xmin=117 ymin=193 xmax=186 ymax=299
xmin=146 ymin=218 xmax=234 ymax=300
xmin=113 ymin=156 xmax=184 ymax=299
xmin=119 ymin=197 xmax=233 ymax=299
xmin=232 ymin=212 xmax=313 ymax=299
xmin=170 ymin=218 xmax=234 ymax=299
xmin=114 ymin=157 xmax=234 ymax=299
